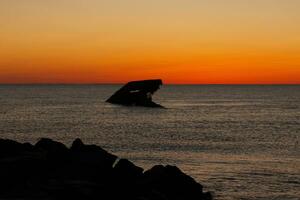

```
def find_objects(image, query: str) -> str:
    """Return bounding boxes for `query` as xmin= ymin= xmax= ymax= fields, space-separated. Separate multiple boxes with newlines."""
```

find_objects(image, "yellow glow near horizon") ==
xmin=0 ymin=0 xmax=300 ymax=84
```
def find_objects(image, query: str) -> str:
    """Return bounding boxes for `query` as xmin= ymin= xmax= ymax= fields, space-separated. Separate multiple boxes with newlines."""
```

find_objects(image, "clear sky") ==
xmin=1 ymin=0 xmax=300 ymax=84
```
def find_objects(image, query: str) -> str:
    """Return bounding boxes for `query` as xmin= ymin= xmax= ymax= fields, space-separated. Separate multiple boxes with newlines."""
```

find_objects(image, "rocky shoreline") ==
xmin=0 ymin=138 xmax=212 ymax=200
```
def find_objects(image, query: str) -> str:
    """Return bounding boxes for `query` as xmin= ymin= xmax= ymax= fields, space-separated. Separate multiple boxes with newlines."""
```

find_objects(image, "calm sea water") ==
xmin=0 ymin=85 xmax=299 ymax=200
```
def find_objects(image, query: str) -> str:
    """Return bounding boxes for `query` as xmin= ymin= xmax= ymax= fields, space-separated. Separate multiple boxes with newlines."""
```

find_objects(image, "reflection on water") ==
xmin=0 ymin=85 xmax=299 ymax=200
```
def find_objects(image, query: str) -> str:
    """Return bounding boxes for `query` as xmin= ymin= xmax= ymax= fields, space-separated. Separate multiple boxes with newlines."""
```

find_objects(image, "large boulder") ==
xmin=0 ymin=138 xmax=213 ymax=200
xmin=0 ymin=139 xmax=34 ymax=157
xmin=142 ymin=165 xmax=212 ymax=200
xmin=35 ymin=138 xmax=69 ymax=154
xmin=114 ymin=158 xmax=144 ymax=181
xmin=34 ymin=138 xmax=70 ymax=164
xmin=70 ymin=138 xmax=117 ymax=168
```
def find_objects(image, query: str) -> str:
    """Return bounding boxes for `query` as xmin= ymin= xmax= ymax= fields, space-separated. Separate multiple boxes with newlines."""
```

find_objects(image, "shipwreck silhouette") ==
xmin=106 ymin=79 xmax=164 ymax=108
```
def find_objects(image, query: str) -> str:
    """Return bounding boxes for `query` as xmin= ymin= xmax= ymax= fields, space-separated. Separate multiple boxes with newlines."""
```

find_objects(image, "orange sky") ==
xmin=0 ymin=0 xmax=300 ymax=84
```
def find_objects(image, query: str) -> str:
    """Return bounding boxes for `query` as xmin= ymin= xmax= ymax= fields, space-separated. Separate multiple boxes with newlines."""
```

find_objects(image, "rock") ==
xmin=33 ymin=138 xmax=70 ymax=165
xmin=35 ymin=138 xmax=68 ymax=154
xmin=114 ymin=158 xmax=144 ymax=181
xmin=70 ymin=138 xmax=117 ymax=168
xmin=71 ymin=138 xmax=85 ymax=150
xmin=0 ymin=138 xmax=213 ymax=200
xmin=142 ymin=165 xmax=212 ymax=200
xmin=106 ymin=79 xmax=164 ymax=108
xmin=0 ymin=139 xmax=34 ymax=157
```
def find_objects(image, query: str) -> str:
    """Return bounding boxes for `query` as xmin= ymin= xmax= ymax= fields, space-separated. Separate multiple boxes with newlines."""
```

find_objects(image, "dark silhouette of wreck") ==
xmin=106 ymin=79 xmax=164 ymax=108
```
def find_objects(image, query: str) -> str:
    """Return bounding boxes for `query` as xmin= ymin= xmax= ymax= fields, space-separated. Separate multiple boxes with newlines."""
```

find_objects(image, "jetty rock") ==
xmin=0 ymin=138 xmax=212 ymax=200
xmin=106 ymin=79 xmax=164 ymax=108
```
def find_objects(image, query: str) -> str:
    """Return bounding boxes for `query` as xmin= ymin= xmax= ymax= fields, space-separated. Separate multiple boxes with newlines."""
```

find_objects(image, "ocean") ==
xmin=0 ymin=84 xmax=299 ymax=200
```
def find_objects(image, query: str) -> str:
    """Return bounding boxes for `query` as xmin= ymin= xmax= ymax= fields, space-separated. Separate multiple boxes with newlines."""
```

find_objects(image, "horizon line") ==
xmin=0 ymin=83 xmax=299 ymax=86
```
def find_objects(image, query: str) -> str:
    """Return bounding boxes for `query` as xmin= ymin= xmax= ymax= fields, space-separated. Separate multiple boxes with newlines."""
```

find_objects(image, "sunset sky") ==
xmin=1 ymin=0 xmax=300 ymax=84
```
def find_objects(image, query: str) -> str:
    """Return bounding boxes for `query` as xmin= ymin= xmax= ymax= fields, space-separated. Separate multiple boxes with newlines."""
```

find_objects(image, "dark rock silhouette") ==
xmin=143 ymin=165 xmax=212 ymax=200
xmin=114 ymin=158 xmax=144 ymax=181
xmin=35 ymin=138 xmax=69 ymax=153
xmin=0 ymin=138 xmax=212 ymax=200
xmin=106 ymin=79 xmax=164 ymax=108
xmin=70 ymin=138 xmax=117 ymax=168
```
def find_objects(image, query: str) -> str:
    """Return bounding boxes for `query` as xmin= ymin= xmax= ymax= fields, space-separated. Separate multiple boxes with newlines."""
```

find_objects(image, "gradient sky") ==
xmin=1 ymin=0 xmax=300 ymax=84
